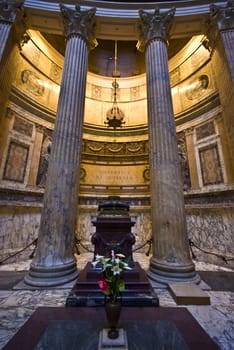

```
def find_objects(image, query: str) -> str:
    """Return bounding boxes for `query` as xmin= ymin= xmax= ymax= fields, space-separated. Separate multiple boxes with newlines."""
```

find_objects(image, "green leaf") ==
xmin=118 ymin=280 xmax=125 ymax=291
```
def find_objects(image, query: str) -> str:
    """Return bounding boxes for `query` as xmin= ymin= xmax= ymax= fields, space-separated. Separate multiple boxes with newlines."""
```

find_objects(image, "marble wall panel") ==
xmin=0 ymin=202 xmax=233 ymax=269
xmin=186 ymin=207 xmax=234 ymax=269
xmin=0 ymin=206 xmax=41 ymax=260
xmin=199 ymin=144 xmax=224 ymax=185
xmin=3 ymin=141 xmax=29 ymax=183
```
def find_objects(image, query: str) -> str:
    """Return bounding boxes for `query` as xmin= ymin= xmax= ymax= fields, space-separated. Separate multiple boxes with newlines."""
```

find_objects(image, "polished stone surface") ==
xmin=0 ymin=253 xmax=233 ymax=350
xmin=35 ymin=319 xmax=188 ymax=350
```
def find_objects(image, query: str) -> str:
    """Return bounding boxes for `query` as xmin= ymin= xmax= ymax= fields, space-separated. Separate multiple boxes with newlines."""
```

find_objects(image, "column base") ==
xmin=147 ymin=258 xmax=200 ymax=285
xmin=24 ymin=260 xmax=79 ymax=287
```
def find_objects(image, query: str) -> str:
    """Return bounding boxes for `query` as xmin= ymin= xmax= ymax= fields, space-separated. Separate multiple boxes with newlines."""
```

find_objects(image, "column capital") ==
xmin=210 ymin=0 xmax=234 ymax=31
xmin=185 ymin=127 xmax=195 ymax=136
xmin=137 ymin=7 xmax=175 ymax=52
xmin=35 ymin=123 xmax=46 ymax=134
xmin=0 ymin=0 xmax=23 ymax=24
xmin=60 ymin=4 xmax=97 ymax=50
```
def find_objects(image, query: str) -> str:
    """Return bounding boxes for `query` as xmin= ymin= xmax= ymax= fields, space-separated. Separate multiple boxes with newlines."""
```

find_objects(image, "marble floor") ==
xmin=0 ymin=253 xmax=233 ymax=350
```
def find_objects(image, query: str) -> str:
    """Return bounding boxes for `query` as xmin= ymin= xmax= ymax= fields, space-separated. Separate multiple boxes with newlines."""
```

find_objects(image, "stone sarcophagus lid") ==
xmin=91 ymin=196 xmax=135 ymax=261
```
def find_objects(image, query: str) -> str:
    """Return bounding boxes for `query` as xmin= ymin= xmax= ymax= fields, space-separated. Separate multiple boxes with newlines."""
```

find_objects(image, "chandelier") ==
xmin=105 ymin=41 xmax=125 ymax=129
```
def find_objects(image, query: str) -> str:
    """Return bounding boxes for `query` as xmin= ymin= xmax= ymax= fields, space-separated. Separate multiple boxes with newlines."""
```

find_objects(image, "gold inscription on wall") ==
xmin=96 ymin=169 xmax=134 ymax=182
xmin=84 ymin=165 xmax=145 ymax=186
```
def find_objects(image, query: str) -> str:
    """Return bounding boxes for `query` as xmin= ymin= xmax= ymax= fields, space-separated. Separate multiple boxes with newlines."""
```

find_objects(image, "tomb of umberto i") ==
xmin=0 ymin=0 xmax=233 ymax=287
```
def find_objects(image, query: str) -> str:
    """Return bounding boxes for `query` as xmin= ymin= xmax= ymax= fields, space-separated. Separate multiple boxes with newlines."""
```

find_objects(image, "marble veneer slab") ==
xmin=168 ymin=282 xmax=210 ymax=305
xmin=3 ymin=306 xmax=219 ymax=350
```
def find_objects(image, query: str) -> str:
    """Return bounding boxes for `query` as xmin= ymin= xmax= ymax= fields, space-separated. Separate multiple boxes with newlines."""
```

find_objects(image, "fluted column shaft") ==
xmin=210 ymin=1 xmax=234 ymax=80
xmin=0 ymin=20 xmax=11 ymax=62
xmin=138 ymin=8 xmax=198 ymax=284
xmin=0 ymin=1 xmax=24 ymax=124
xmin=25 ymin=5 xmax=97 ymax=287
xmin=206 ymin=1 xmax=234 ymax=178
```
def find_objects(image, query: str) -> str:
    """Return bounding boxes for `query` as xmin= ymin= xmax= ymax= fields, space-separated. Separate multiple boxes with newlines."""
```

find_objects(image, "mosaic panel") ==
xmin=199 ymin=144 xmax=223 ymax=185
xmin=196 ymin=121 xmax=216 ymax=141
xmin=13 ymin=117 xmax=33 ymax=137
xmin=3 ymin=141 xmax=29 ymax=183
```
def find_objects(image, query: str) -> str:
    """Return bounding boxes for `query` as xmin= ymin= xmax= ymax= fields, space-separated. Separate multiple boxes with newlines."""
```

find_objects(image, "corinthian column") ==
xmin=138 ymin=8 xmax=199 ymax=284
xmin=210 ymin=0 xmax=234 ymax=80
xmin=0 ymin=0 xmax=22 ymax=61
xmin=24 ymin=4 xmax=97 ymax=287
xmin=205 ymin=1 xmax=234 ymax=178
xmin=0 ymin=0 xmax=24 ymax=125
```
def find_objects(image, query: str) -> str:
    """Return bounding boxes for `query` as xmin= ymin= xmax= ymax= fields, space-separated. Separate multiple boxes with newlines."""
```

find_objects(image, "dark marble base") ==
xmin=35 ymin=319 xmax=189 ymax=350
xmin=66 ymin=262 xmax=159 ymax=307
xmin=3 ymin=307 xmax=219 ymax=350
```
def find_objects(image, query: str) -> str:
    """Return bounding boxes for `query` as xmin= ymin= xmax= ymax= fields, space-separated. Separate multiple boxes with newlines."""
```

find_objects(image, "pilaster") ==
xmin=0 ymin=0 xmax=25 ymax=125
xmin=185 ymin=128 xmax=200 ymax=190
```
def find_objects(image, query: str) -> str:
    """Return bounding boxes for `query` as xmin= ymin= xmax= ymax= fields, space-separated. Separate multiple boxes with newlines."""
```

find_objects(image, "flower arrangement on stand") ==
xmin=92 ymin=250 xmax=131 ymax=302
xmin=92 ymin=250 xmax=131 ymax=339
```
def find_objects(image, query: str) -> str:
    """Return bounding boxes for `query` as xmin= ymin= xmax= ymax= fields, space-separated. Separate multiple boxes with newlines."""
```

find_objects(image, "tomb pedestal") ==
xmin=66 ymin=197 xmax=159 ymax=307
xmin=91 ymin=197 xmax=135 ymax=261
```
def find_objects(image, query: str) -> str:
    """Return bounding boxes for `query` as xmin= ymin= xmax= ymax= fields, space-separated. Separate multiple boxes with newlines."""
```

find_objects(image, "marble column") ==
xmin=0 ymin=0 xmax=25 ymax=124
xmin=138 ymin=8 xmax=199 ymax=284
xmin=24 ymin=4 xmax=97 ymax=287
xmin=206 ymin=1 xmax=234 ymax=180
xmin=210 ymin=1 xmax=234 ymax=80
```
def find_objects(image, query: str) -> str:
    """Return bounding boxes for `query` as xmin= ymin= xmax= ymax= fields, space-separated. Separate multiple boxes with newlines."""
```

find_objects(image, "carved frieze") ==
xmin=185 ymin=74 xmax=209 ymax=101
xmin=21 ymin=69 xmax=45 ymax=96
xmin=83 ymin=139 xmax=148 ymax=158
xmin=50 ymin=62 xmax=62 ymax=84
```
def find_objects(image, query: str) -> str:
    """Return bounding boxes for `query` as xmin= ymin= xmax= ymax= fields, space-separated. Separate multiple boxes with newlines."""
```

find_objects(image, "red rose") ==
xmin=98 ymin=278 xmax=109 ymax=293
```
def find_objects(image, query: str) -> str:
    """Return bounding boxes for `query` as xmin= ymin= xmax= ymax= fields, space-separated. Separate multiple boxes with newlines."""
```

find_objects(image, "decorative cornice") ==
xmin=137 ymin=7 xmax=175 ymax=52
xmin=60 ymin=4 xmax=97 ymax=50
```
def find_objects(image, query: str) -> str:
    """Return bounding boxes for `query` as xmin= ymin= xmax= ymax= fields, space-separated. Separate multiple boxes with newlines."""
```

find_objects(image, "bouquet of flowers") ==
xmin=92 ymin=250 xmax=131 ymax=303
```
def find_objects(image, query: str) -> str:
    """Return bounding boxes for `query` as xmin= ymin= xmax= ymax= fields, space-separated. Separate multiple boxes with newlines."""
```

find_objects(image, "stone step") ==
xmin=168 ymin=282 xmax=210 ymax=305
